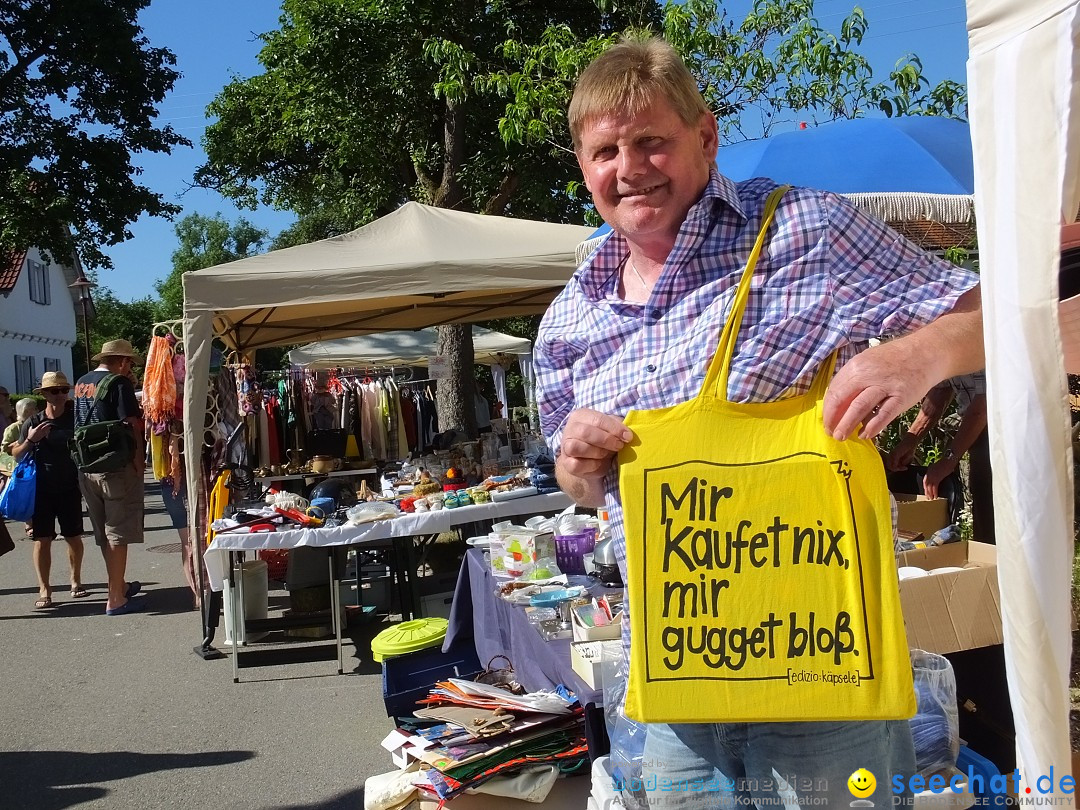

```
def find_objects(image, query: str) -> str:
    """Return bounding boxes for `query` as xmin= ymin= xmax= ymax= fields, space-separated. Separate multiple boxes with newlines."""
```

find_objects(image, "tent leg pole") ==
xmin=194 ymin=589 xmax=225 ymax=660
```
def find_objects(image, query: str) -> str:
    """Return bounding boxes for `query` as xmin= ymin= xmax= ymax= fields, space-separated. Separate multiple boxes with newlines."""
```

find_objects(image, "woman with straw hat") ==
xmin=10 ymin=372 xmax=86 ymax=608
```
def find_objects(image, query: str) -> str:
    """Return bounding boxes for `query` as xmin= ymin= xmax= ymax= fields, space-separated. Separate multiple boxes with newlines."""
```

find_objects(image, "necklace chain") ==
xmin=628 ymin=256 xmax=652 ymax=292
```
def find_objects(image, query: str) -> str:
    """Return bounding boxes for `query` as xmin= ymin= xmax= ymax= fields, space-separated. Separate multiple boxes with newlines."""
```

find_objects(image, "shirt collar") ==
xmin=708 ymin=168 xmax=749 ymax=223
xmin=576 ymin=168 xmax=747 ymax=299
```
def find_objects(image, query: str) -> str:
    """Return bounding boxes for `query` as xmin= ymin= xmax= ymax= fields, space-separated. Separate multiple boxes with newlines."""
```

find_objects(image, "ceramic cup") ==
xmin=311 ymin=455 xmax=342 ymax=474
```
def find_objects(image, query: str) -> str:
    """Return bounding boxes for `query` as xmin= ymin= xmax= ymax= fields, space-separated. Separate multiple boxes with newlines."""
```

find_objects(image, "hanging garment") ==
xmin=143 ymin=335 xmax=177 ymax=427
xmin=385 ymin=377 xmax=401 ymax=460
xmin=392 ymin=383 xmax=409 ymax=459
xmin=618 ymin=187 xmax=914 ymax=724
xmin=215 ymin=368 xmax=242 ymax=439
xmin=150 ymin=431 xmax=169 ymax=481
xmin=264 ymin=395 xmax=281 ymax=465
xmin=309 ymin=390 xmax=336 ymax=431
xmin=235 ymin=364 xmax=260 ymax=416
xmin=364 ymin=381 xmax=387 ymax=460
xmin=399 ymin=391 xmax=417 ymax=452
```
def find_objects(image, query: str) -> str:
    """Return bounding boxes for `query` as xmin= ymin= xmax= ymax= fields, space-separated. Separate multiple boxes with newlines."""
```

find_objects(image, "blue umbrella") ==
xmin=715 ymin=116 xmax=973 ymax=195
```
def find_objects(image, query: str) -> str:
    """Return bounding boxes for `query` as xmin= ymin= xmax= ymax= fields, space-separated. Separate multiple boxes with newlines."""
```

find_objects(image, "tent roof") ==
xmin=288 ymin=326 xmax=532 ymax=369
xmin=182 ymin=202 xmax=594 ymax=351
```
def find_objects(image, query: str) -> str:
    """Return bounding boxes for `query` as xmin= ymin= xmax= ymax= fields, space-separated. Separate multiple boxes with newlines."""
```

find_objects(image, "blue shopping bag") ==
xmin=0 ymin=453 xmax=36 ymax=522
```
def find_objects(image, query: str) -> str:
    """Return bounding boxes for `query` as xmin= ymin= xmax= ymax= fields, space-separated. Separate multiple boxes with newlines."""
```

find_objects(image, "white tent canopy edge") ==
xmin=287 ymin=326 xmax=532 ymax=369
xmin=968 ymin=0 xmax=1080 ymax=790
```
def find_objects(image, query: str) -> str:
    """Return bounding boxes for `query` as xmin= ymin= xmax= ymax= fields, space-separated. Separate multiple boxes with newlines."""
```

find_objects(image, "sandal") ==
xmin=34 ymin=596 xmax=52 ymax=609
xmin=70 ymin=586 xmax=89 ymax=599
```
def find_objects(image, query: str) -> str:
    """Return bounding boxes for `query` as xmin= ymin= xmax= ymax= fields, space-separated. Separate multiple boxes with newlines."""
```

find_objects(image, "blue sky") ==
xmin=99 ymin=0 xmax=969 ymax=302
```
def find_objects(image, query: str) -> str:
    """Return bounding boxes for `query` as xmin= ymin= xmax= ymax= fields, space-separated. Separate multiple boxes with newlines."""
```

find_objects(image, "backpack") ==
xmin=70 ymin=374 xmax=136 ymax=474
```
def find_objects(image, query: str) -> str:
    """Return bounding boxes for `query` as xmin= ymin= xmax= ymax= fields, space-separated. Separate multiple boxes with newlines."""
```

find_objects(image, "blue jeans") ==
xmin=637 ymin=720 xmax=916 ymax=809
xmin=160 ymin=477 xmax=188 ymax=530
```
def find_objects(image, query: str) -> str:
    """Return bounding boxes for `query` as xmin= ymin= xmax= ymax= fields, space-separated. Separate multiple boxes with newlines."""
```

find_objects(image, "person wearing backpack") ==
xmin=73 ymin=339 xmax=145 ymax=616
xmin=10 ymin=372 xmax=86 ymax=609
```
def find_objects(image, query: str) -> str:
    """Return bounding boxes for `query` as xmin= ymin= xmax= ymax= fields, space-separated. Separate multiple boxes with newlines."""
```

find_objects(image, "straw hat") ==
xmin=33 ymin=371 xmax=71 ymax=392
xmin=92 ymin=338 xmax=144 ymax=364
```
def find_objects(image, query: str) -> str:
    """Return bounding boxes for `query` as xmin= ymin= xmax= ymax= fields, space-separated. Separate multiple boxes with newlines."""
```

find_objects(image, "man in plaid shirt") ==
xmin=534 ymin=37 xmax=982 ymax=808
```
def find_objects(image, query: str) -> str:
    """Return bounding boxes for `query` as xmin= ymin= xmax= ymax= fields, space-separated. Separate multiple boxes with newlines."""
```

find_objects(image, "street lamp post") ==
xmin=68 ymin=277 xmax=94 ymax=374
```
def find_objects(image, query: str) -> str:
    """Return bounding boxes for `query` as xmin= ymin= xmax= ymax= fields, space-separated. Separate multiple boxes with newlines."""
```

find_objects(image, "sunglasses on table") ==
xmin=42 ymin=387 xmax=70 ymax=395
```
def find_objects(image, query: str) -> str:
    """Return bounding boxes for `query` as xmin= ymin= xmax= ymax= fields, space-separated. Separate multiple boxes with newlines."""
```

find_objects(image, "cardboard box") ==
xmin=402 ymin=772 xmax=590 ymax=810
xmin=570 ymin=608 xmax=622 ymax=642
xmin=898 ymin=541 xmax=1002 ymax=655
xmin=570 ymin=640 xmax=619 ymax=689
xmin=420 ymin=590 xmax=454 ymax=619
xmin=894 ymin=493 xmax=950 ymax=538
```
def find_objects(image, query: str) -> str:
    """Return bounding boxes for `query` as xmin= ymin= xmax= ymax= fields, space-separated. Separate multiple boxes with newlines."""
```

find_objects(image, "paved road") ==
xmin=0 ymin=475 xmax=395 ymax=810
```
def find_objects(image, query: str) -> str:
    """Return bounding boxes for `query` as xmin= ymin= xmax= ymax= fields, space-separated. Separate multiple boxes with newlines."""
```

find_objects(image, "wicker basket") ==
xmin=258 ymin=549 xmax=289 ymax=582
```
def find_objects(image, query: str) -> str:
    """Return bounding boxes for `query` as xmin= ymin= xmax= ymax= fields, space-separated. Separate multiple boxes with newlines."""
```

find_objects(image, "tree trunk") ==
xmin=435 ymin=324 xmax=477 ymax=438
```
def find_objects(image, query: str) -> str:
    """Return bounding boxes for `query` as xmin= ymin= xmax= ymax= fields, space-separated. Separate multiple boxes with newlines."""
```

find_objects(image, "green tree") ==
xmin=72 ymin=282 xmax=156 ymax=379
xmin=0 ymin=0 xmax=189 ymax=271
xmin=154 ymin=213 xmax=268 ymax=321
xmin=195 ymin=0 xmax=965 ymax=432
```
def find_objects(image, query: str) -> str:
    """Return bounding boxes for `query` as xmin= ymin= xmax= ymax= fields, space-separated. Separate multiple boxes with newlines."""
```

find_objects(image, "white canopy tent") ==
xmin=180 ymin=202 xmax=592 ymax=572
xmin=287 ymin=326 xmax=531 ymax=369
xmin=966 ymin=0 xmax=1080 ymax=791
xmin=287 ymin=326 xmax=534 ymax=414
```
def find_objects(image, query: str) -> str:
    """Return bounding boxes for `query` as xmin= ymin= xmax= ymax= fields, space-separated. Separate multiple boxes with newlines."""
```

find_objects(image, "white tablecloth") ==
xmin=204 ymin=491 xmax=573 ymax=590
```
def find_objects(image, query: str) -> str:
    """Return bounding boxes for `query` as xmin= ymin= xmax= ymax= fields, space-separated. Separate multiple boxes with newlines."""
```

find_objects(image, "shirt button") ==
xmin=645 ymin=364 xmax=657 ymax=373
xmin=650 ymin=309 xmax=662 ymax=319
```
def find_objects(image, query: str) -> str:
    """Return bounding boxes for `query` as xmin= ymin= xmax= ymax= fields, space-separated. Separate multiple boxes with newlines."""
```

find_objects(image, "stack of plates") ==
xmin=490 ymin=486 xmax=539 ymax=502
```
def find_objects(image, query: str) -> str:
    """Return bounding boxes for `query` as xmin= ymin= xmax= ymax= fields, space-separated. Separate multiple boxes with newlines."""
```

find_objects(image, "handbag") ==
xmin=474 ymin=655 xmax=525 ymax=694
xmin=70 ymin=374 xmax=136 ymax=473
xmin=0 ymin=451 xmax=36 ymax=522
xmin=617 ymin=186 xmax=914 ymax=723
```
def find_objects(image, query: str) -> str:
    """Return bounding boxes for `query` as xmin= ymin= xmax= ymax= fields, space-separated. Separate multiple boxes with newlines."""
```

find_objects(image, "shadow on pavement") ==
xmin=0 ymin=584 xmax=43 ymax=597
xmin=345 ymin=622 xmax=390 ymax=676
xmin=270 ymin=787 xmax=366 ymax=810
xmin=0 ymin=749 xmax=255 ymax=810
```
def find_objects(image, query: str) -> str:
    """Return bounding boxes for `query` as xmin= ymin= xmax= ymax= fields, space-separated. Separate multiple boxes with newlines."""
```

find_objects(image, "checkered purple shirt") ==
xmin=534 ymin=170 xmax=978 ymax=656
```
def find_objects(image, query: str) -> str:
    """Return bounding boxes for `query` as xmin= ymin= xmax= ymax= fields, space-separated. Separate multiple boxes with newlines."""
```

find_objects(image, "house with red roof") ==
xmin=0 ymin=247 xmax=92 ymax=394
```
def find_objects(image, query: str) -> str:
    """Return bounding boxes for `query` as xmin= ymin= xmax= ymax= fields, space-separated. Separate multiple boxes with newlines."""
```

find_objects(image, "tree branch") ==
xmin=483 ymin=171 xmax=519 ymax=215
xmin=433 ymin=98 xmax=465 ymax=209
xmin=0 ymin=41 xmax=50 ymax=109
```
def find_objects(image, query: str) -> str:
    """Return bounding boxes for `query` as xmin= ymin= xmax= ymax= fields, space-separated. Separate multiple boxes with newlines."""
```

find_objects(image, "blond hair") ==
xmin=568 ymin=36 xmax=710 ymax=150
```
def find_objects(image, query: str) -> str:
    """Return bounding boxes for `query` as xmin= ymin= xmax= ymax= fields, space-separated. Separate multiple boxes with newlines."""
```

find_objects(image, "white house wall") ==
xmin=0 ymin=247 xmax=78 ymax=393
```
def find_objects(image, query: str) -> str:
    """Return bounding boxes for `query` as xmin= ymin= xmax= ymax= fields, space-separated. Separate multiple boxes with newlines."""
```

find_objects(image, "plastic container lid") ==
xmin=529 ymin=586 xmax=584 ymax=607
xmin=370 ymin=617 xmax=449 ymax=663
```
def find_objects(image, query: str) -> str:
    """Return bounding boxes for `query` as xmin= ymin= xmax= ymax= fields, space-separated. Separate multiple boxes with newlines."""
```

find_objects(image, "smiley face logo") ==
xmin=848 ymin=768 xmax=876 ymax=798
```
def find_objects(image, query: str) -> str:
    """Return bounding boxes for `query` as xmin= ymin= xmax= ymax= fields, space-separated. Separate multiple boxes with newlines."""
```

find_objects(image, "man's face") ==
xmin=576 ymin=95 xmax=718 ymax=252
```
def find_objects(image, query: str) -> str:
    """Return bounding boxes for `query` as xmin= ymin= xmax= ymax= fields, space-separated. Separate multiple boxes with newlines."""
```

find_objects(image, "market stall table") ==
xmin=205 ymin=491 xmax=573 ymax=680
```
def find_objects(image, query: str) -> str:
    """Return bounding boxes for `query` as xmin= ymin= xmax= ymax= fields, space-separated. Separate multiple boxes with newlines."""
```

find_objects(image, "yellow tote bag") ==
xmin=618 ymin=187 xmax=914 ymax=724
